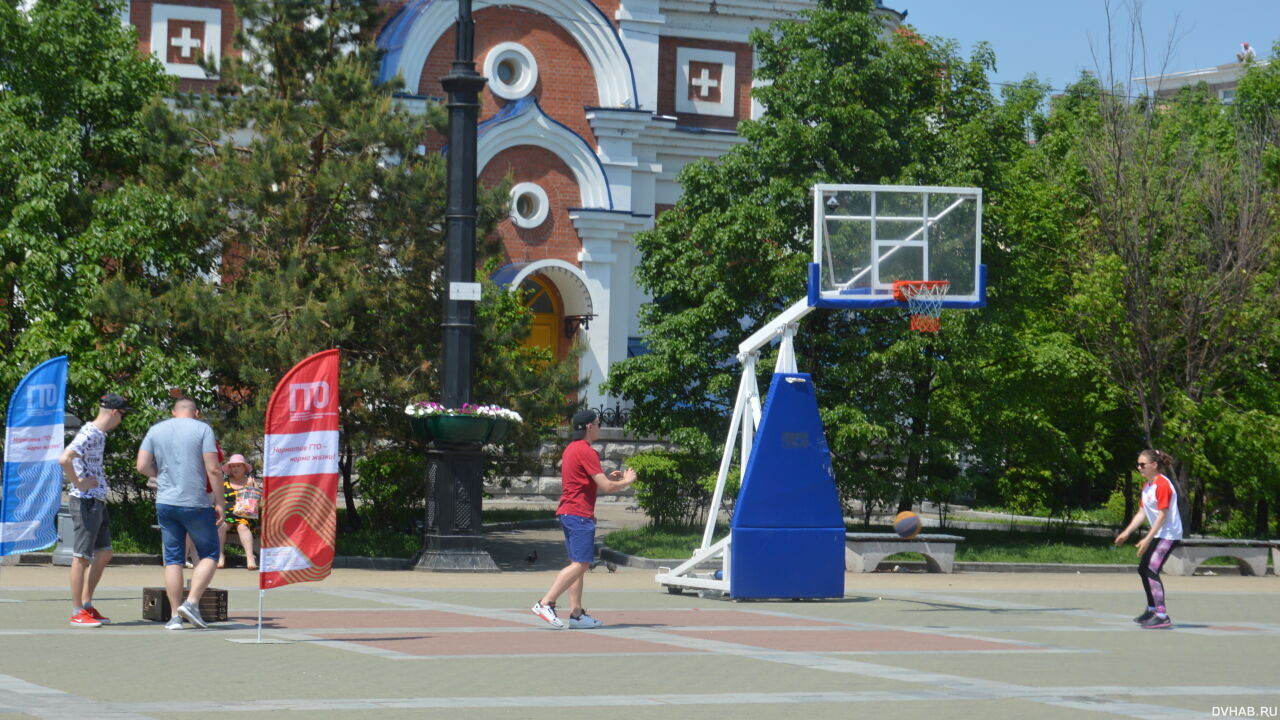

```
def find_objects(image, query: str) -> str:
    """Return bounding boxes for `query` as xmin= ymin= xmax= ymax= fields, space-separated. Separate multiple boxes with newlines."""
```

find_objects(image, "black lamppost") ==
xmin=414 ymin=0 xmax=498 ymax=571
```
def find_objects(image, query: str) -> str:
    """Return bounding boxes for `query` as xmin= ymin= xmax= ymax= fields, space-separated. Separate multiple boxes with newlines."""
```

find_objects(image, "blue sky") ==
xmin=897 ymin=1 xmax=1280 ymax=93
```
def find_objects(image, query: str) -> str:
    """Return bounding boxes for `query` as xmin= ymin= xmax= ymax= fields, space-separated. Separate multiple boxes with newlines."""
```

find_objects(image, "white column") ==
xmin=586 ymin=109 xmax=651 ymax=213
xmin=751 ymin=48 xmax=768 ymax=120
xmin=615 ymin=0 xmax=664 ymax=111
xmin=571 ymin=211 xmax=647 ymax=406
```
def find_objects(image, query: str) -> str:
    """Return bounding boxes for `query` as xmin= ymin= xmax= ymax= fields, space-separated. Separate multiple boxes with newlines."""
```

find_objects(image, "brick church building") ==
xmin=122 ymin=0 xmax=903 ymax=407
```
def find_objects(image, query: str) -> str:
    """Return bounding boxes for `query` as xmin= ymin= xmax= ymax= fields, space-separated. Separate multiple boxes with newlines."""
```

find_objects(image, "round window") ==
xmin=510 ymin=182 xmax=550 ymax=229
xmin=497 ymin=58 xmax=518 ymax=85
xmin=484 ymin=42 xmax=538 ymax=100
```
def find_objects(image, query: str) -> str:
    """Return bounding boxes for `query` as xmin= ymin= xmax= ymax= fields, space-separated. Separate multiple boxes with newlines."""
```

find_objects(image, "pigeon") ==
xmin=524 ymin=550 xmax=538 ymax=565
xmin=605 ymin=561 xmax=618 ymax=573
xmin=589 ymin=560 xmax=604 ymax=572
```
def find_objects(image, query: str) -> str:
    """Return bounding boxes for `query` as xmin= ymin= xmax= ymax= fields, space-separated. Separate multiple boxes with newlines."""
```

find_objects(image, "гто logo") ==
xmin=288 ymin=381 xmax=334 ymax=421
xmin=26 ymin=384 xmax=58 ymax=415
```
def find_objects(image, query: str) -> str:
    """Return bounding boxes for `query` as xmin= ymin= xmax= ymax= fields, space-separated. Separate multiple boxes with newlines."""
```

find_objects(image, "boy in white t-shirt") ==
xmin=57 ymin=393 xmax=130 ymax=628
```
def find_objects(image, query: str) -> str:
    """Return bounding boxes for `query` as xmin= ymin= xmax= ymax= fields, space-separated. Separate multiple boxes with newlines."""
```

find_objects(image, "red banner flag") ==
xmin=259 ymin=349 xmax=340 ymax=590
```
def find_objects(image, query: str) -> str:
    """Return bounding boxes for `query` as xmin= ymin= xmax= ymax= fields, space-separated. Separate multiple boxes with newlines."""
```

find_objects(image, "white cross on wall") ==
xmin=690 ymin=66 xmax=719 ymax=97
xmin=171 ymin=26 xmax=202 ymax=58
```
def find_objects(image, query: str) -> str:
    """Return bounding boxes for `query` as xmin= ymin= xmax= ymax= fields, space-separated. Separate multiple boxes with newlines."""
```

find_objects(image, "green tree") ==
xmin=981 ymin=14 xmax=1280 ymax=535
xmin=0 ymin=0 xmax=212 ymax=497
xmin=606 ymin=0 xmax=1046 ymax=519
xmin=1032 ymin=71 xmax=1280 ymax=531
xmin=98 ymin=0 xmax=579 ymax=529
xmin=968 ymin=80 xmax=1139 ymax=521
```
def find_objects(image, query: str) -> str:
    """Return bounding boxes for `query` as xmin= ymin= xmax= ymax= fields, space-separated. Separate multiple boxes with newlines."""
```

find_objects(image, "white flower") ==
xmin=405 ymin=401 xmax=448 ymax=417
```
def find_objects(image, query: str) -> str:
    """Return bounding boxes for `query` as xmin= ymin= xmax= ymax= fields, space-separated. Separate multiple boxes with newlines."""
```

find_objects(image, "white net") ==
xmin=896 ymin=281 xmax=949 ymax=333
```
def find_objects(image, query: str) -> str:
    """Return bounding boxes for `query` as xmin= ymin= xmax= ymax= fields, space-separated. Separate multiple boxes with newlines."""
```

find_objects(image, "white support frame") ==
xmin=654 ymin=298 xmax=814 ymax=596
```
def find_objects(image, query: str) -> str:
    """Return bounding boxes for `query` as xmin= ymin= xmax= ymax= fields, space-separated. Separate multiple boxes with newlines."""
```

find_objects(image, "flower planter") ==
xmin=410 ymin=417 xmax=431 ymax=443
xmin=426 ymin=415 xmax=493 ymax=444
xmin=486 ymin=417 xmax=513 ymax=444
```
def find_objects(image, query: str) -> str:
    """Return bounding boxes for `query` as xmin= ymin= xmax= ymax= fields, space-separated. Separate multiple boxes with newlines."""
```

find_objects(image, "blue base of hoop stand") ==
xmin=729 ymin=373 xmax=845 ymax=599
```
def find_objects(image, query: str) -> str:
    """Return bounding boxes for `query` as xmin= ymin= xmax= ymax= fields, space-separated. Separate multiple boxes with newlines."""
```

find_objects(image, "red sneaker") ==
xmin=69 ymin=609 xmax=102 ymax=628
xmin=84 ymin=606 xmax=110 ymax=625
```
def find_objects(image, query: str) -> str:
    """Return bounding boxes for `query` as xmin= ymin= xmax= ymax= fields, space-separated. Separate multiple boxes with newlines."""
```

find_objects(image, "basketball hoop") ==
xmin=893 ymin=280 xmax=950 ymax=333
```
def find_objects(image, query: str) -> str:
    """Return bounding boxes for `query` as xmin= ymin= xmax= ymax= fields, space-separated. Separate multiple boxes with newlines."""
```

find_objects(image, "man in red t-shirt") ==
xmin=532 ymin=409 xmax=636 ymax=629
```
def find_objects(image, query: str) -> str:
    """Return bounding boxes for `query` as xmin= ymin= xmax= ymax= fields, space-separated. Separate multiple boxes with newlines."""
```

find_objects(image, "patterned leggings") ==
xmin=1138 ymin=538 xmax=1179 ymax=612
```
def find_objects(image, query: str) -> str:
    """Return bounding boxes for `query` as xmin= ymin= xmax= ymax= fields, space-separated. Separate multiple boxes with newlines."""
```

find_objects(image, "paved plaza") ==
xmin=1 ymin=513 xmax=1277 ymax=719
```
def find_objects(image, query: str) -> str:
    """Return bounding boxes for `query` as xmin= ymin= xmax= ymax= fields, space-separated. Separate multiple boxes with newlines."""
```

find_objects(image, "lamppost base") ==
xmin=413 ymin=534 xmax=499 ymax=572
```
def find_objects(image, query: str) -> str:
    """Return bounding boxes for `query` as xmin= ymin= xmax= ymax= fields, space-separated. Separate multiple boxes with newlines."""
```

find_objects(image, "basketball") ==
xmin=893 ymin=511 xmax=922 ymax=539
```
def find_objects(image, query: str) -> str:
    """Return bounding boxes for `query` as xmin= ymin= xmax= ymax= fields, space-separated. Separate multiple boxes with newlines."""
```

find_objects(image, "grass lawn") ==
xmin=604 ymin=523 xmax=1233 ymax=566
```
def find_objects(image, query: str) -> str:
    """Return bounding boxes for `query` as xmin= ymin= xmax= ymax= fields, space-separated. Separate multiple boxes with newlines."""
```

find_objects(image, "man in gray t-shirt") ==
xmin=136 ymin=398 xmax=223 ymax=630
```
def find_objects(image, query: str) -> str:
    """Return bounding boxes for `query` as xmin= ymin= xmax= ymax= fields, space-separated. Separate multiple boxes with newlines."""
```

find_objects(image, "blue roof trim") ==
xmin=672 ymin=124 xmax=741 ymax=136
xmin=583 ymin=106 xmax=652 ymax=114
xmin=567 ymin=207 xmax=650 ymax=218
xmin=374 ymin=0 xmax=639 ymax=108
xmin=476 ymin=95 xmax=539 ymax=136
xmin=442 ymin=96 xmax=615 ymax=210
xmin=376 ymin=0 xmax=434 ymax=86
xmin=392 ymin=91 xmax=444 ymax=103
xmin=441 ymin=96 xmax=536 ymax=155
xmin=576 ymin=0 xmax=639 ymax=109
xmin=490 ymin=262 xmax=530 ymax=287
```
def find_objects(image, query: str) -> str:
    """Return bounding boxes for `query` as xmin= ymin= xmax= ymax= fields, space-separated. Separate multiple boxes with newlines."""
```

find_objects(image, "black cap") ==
xmin=99 ymin=393 xmax=131 ymax=412
xmin=570 ymin=409 xmax=598 ymax=440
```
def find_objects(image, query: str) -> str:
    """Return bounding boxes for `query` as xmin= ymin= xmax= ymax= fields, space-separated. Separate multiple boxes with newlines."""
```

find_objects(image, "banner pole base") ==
xmin=227 ymin=589 xmax=291 ymax=643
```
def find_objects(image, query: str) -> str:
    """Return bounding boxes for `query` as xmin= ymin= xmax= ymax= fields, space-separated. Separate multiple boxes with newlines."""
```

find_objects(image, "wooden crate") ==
xmin=142 ymin=587 xmax=228 ymax=622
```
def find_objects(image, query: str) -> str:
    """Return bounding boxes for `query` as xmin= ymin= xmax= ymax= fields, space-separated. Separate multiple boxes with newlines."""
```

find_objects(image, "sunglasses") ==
xmin=1136 ymin=461 xmax=1151 ymax=469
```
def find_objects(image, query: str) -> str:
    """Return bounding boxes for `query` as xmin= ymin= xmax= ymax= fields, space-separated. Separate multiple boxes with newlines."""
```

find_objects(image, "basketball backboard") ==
xmin=808 ymin=184 xmax=985 ymax=309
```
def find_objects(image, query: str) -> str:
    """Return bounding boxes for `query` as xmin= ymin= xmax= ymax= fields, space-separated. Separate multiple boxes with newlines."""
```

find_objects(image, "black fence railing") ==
xmin=589 ymin=401 xmax=631 ymax=428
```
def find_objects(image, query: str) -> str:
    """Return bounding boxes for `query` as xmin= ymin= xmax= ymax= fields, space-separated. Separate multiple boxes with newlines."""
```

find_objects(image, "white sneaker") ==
xmin=176 ymin=601 xmax=208 ymax=629
xmin=568 ymin=611 xmax=603 ymax=629
xmin=164 ymin=616 xmax=184 ymax=631
xmin=531 ymin=602 xmax=564 ymax=628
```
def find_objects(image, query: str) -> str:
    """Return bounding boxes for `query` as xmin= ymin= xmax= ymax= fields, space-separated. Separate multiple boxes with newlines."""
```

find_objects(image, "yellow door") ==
xmin=526 ymin=315 xmax=557 ymax=352
xmin=519 ymin=275 xmax=564 ymax=360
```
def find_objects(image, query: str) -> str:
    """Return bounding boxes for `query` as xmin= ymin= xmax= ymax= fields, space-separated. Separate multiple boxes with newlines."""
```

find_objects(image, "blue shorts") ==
xmin=559 ymin=514 xmax=596 ymax=564
xmin=156 ymin=503 xmax=220 ymax=566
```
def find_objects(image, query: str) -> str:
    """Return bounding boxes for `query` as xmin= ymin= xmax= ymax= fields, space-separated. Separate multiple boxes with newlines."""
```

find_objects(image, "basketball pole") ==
xmin=660 ymin=303 xmax=811 ymax=594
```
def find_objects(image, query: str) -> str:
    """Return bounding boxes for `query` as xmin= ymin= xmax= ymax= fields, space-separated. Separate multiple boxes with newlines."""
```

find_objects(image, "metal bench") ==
xmin=845 ymin=532 xmax=964 ymax=573
xmin=1164 ymin=538 xmax=1273 ymax=576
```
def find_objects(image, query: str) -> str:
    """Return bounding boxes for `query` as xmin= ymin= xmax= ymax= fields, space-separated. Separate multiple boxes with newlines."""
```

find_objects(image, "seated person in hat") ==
xmin=217 ymin=454 xmax=259 ymax=570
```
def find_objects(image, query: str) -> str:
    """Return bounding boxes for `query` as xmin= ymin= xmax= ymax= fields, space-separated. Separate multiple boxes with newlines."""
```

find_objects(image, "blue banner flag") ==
xmin=1 ymin=356 xmax=69 ymax=556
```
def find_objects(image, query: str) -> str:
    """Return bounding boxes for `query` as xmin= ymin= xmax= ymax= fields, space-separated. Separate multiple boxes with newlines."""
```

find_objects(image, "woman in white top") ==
xmin=1115 ymin=448 xmax=1183 ymax=629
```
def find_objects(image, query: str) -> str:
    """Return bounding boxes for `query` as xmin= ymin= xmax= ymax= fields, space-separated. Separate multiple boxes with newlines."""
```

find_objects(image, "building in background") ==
xmin=1135 ymin=42 xmax=1267 ymax=104
xmin=123 ymin=0 xmax=903 ymax=411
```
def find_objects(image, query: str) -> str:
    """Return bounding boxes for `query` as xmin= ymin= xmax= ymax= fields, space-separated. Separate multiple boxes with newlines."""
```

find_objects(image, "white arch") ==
xmin=504 ymin=259 xmax=595 ymax=318
xmin=390 ymin=0 xmax=636 ymax=108
xmin=479 ymin=103 xmax=612 ymax=209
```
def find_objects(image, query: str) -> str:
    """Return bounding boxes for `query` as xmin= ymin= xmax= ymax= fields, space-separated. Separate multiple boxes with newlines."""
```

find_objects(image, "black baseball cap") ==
xmin=99 ymin=393 xmax=131 ymax=412
xmin=570 ymin=409 xmax=598 ymax=440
